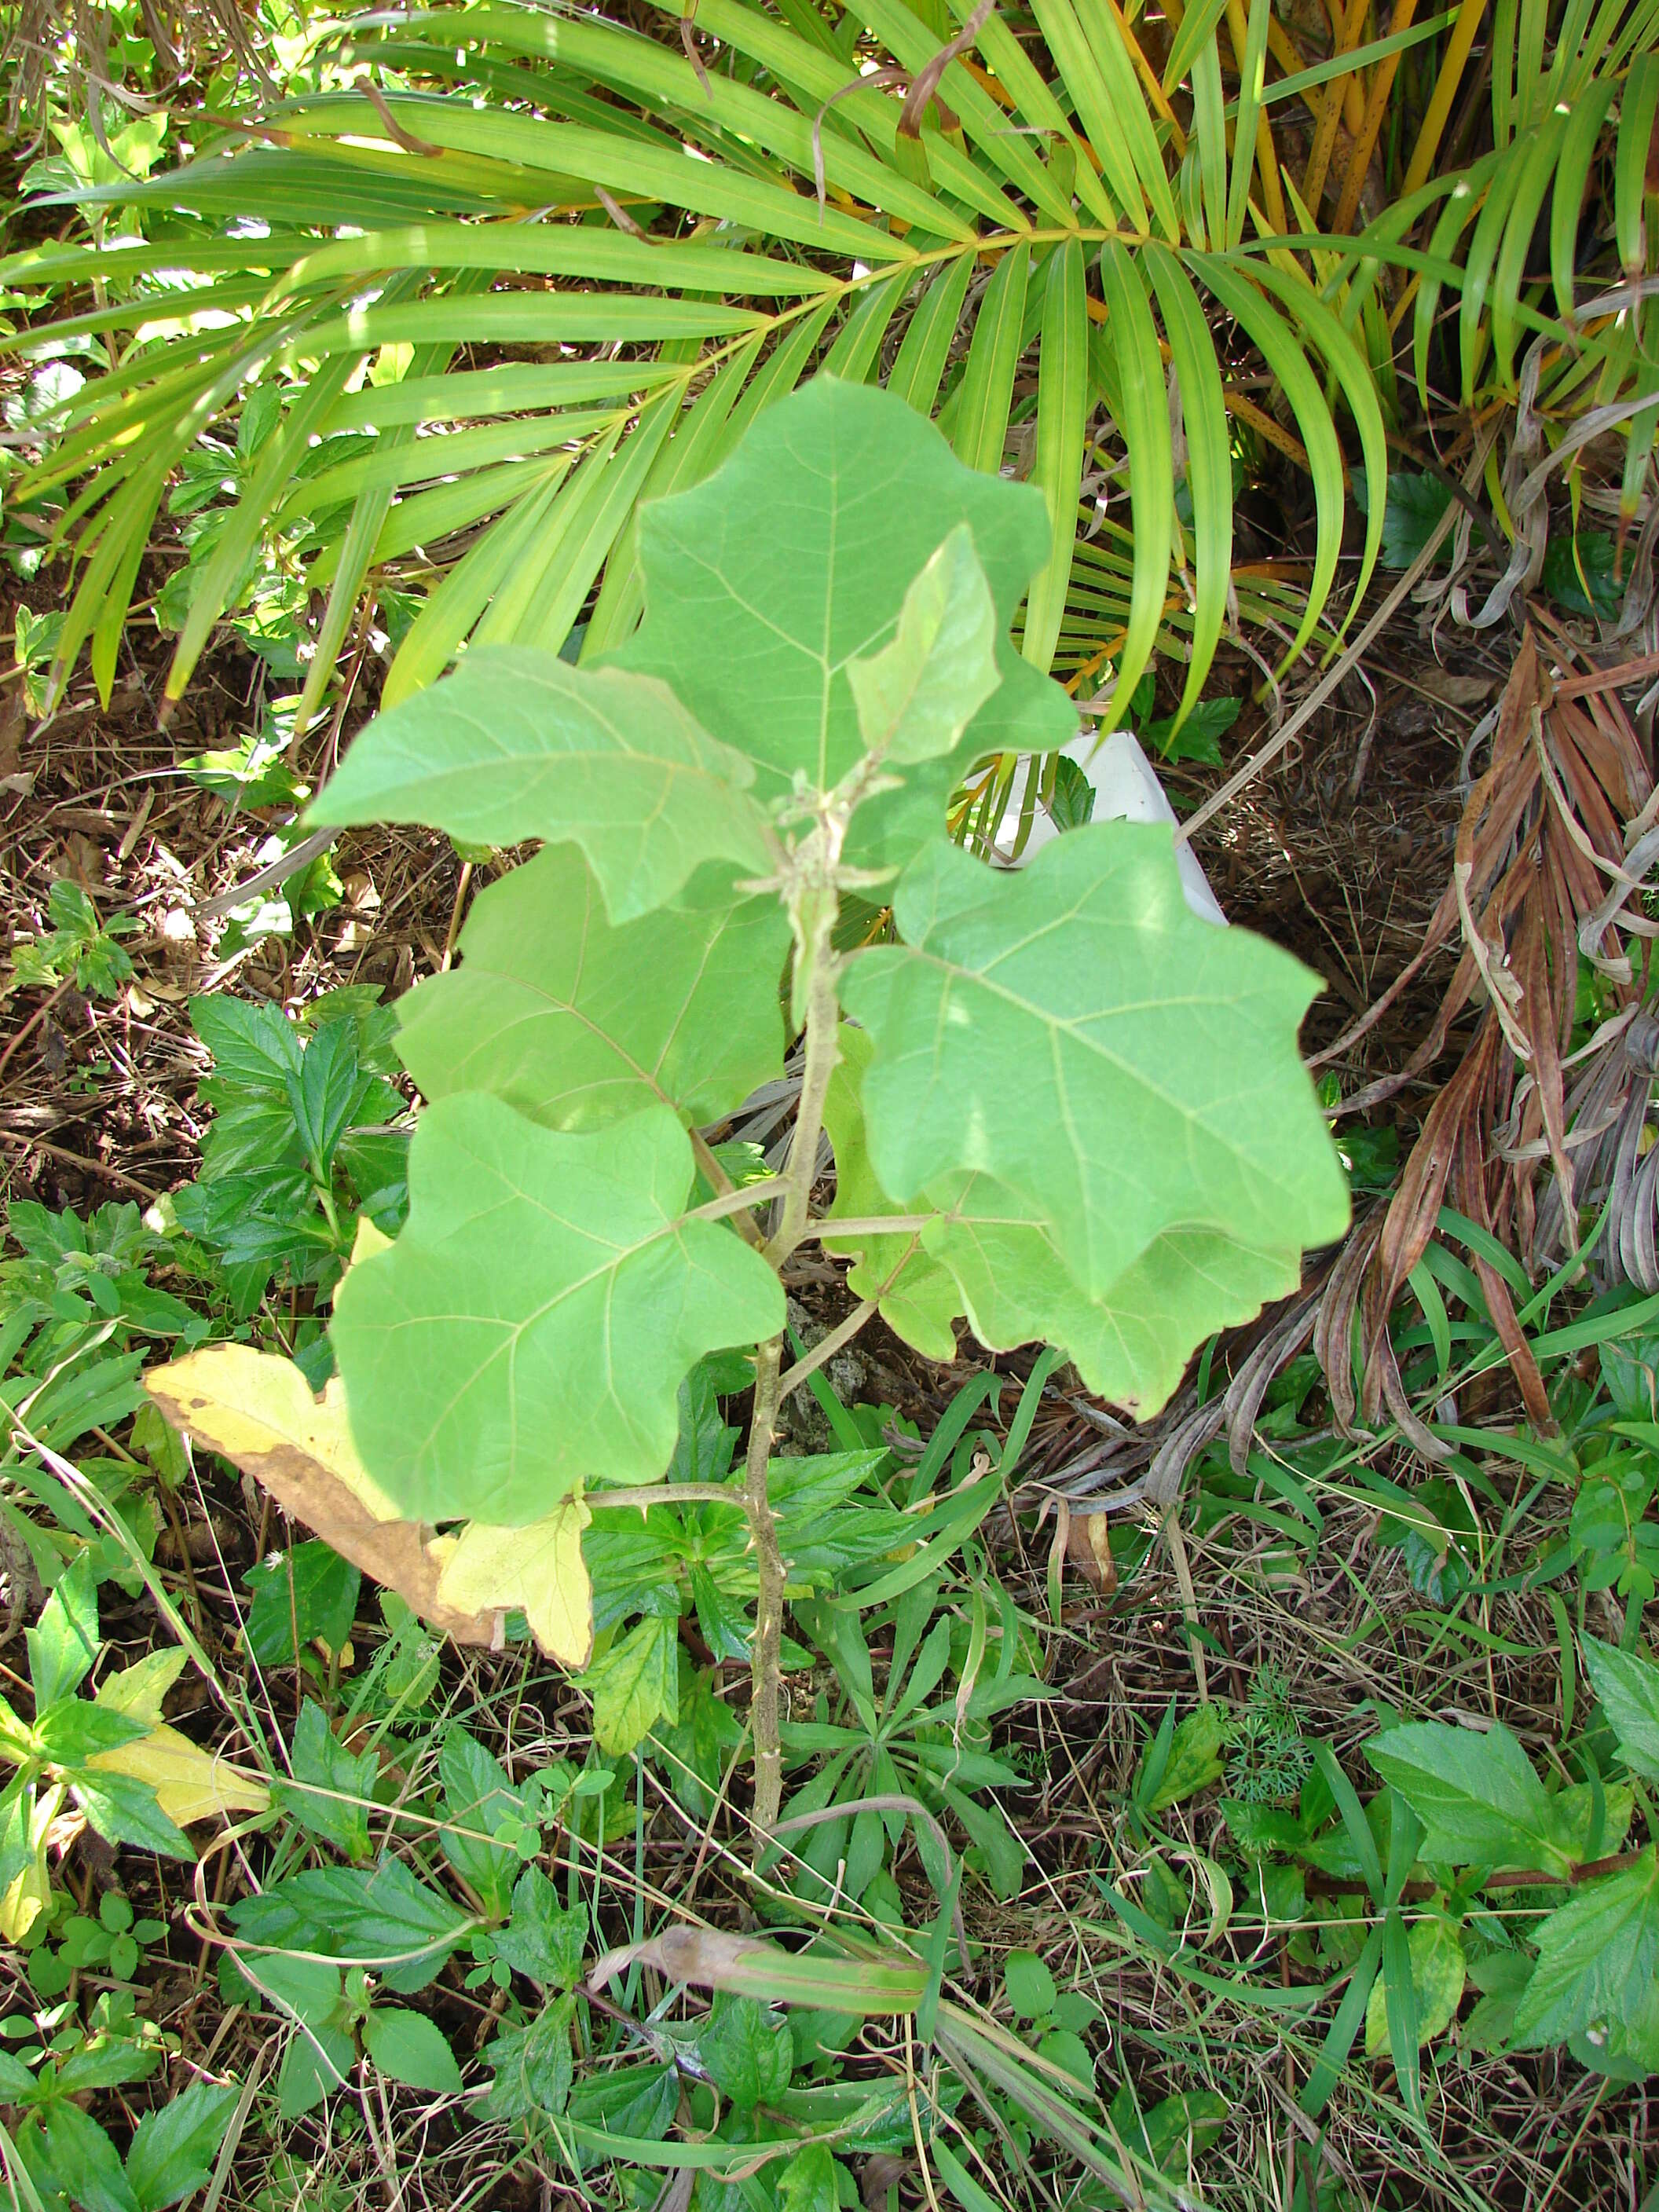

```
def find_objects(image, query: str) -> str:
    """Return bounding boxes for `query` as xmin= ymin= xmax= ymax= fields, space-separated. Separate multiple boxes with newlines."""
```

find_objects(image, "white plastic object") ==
xmin=991 ymin=730 xmax=1228 ymax=927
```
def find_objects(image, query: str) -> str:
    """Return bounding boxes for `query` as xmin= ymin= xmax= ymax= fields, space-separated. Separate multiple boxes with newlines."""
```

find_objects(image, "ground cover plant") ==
xmin=3 ymin=0 xmax=1659 ymax=2207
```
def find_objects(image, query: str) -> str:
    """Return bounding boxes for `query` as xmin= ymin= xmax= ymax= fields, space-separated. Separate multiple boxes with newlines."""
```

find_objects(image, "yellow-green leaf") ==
xmin=1364 ymin=1915 xmax=1466 ymax=2058
xmin=430 ymin=1495 xmax=595 ymax=1668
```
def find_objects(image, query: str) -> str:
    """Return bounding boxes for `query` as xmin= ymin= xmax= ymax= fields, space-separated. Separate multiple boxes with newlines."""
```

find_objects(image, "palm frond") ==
xmin=4 ymin=0 xmax=1649 ymax=736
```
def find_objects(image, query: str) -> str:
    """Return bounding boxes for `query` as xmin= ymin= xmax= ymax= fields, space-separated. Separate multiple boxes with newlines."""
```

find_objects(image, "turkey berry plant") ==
xmin=155 ymin=376 xmax=1348 ymax=1834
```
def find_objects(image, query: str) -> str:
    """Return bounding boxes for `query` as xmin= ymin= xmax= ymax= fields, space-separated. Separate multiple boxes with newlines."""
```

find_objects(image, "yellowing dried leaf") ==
xmin=1065 ymin=1511 xmax=1117 ymax=1595
xmin=149 ymin=1343 xmax=403 ymax=1513
xmin=145 ymin=1345 xmax=496 ymax=1648
xmin=87 ymin=1726 xmax=270 ymax=1826
xmin=0 ymin=1783 xmax=60 ymax=1943
xmin=432 ymin=1494 xmax=594 ymax=1666
xmin=96 ymin=1646 xmax=188 ymax=1727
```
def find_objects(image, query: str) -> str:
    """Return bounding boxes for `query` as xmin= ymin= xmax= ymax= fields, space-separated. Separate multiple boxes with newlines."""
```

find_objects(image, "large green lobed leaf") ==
xmin=824 ymin=1025 xmax=1304 ymax=1412
xmin=332 ymin=1095 xmax=782 ymax=1524
xmin=838 ymin=826 xmax=1348 ymax=1321
xmin=309 ymin=651 xmax=774 ymax=921
xmin=609 ymin=375 xmax=1077 ymax=867
xmin=394 ymin=847 xmax=790 ymax=1132
xmin=310 ymin=381 xmax=1075 ymax=914
xmin=822 ymin=1024 xmax=961 ymax=1364
xmin=925 ymin=1185 xmax=1303 ymax=1415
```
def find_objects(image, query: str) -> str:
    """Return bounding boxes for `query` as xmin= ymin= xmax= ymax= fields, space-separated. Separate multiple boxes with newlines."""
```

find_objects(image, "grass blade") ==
xmin=582 ymin=337 xmax=767 ymax=655
xmin=1551 ymin=79 xmax=1618 ymax=318
xmin=1315 ymin=1741 xmax=1383 ymax=1899
xmin=1243 ymin=260 xmax=1387 ymax=635
xmin=950 ymin=0 xmax=1117 ymax=224
xmin=1225 ymin=0 xmax=1275 ymax=249
xmin=383 ymin=468 xmax=571 ymax=705
xmin=167 ymin=357 xmax=356 ymax=701
xmin=928 ymin=2136 xmax=1001 ymax=2212
xmin=1489 ymin=108 xmax=1570 ymax=390
xmin=1456 ymin=134 xmax=1533 ymax=401
xmin=1192 ymin=35 xmax=1229 ymax=251
xmin=591 ymin=1927 xmax=926 ymax=2013
xmin=822 ymin=269 xmax=910 ymax=383
xmin=1382 ymin=1904 xmax=1426 ymax=2131
xmin=1195 ymin=257 xmax=1346 ymax=666
xmin=1412 ymin=148 xmax=1500 ymax=404
xmin=1298 ymin=1923 xmax=1383 ymax=2119
xmin=1029 ymin=0 xmax=1147 ymax=224
xmin=888 ymin=254 xmax=976 ymax=417
xmin=1616 ymin=53 xmax=1659 ymax=274
xmin=1402 ymin=0 xmax=1489 ymax=195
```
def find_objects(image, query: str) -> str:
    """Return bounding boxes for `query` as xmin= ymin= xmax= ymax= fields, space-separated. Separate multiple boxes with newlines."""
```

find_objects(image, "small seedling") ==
xmin=26 ymin=1888 xmax=170 ymax=1998
xmin=171 ymin=985 xmax=408 ymax=1321
xmin=6 ymin=880 xmax=137 ymax=999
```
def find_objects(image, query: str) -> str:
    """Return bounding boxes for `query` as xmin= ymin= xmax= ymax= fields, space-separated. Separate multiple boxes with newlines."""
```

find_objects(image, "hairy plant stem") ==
xmin=777 ymin=1296 xmax=877 ymax=1402
xmin=745 ymin=885 xmax=846 ymax=1840
xmin=768 ymin=920 xmax=844 ymax=1266
xmin=743 ymin=1331 xmax=788 ymax=1837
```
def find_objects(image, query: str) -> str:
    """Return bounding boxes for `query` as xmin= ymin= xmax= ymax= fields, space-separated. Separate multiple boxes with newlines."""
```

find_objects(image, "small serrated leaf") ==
xmin=580 ymin=1614 xmax=678 ymax=1756
xmin=362 ymin=2007 xmax=463 ymax=2097
xmin=1513 ymin=1847 xmax=1659 ymax=2049
xmin=490 ymin=1867 xmax=588 ymax=1989
xmin=1365 ymin=1721 xmax=1580 ymax=1876
xmin=125 ymin=2079 xmax=240 ymax=2212
xmin=1583 ymin=1635 xmax=1659 ymax=1784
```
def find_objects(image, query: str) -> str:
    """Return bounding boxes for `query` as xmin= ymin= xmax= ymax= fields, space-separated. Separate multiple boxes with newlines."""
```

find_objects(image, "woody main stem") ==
xmin=744 ymin=902 xmax=844 ymax=1840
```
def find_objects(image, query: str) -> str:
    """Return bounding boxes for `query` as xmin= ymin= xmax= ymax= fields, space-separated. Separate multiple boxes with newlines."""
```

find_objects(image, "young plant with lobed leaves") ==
xmin=154 ymin=375 xmax=1348 ymax=1831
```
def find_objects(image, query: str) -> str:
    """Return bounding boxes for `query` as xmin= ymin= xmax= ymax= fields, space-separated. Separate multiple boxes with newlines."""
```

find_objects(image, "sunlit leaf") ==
xmin=331 ymin=1097 xmax=783 ymax=1524
xmin=430 ymin=1494 xmax=595 ymax=1666
xmin=610 ymin=376 xmax=1075 ymax=868
xmin=394 ymin=847 xmax=789 ymax=1133
xmin=840 ymin=829 xmax=1347 ymax=1304
xmin=310 ymin=651 xmax=775 ymax=923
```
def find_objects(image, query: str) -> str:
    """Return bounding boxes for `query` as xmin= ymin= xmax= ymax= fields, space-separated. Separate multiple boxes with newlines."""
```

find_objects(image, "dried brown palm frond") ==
xmin=1320 ymin=625 xmax=1657 ymax=1436
xmin=1046 ymin=628 xmax=1659 ymax=1507
xmin=2 ymin=0 xmax=269 ymax=150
